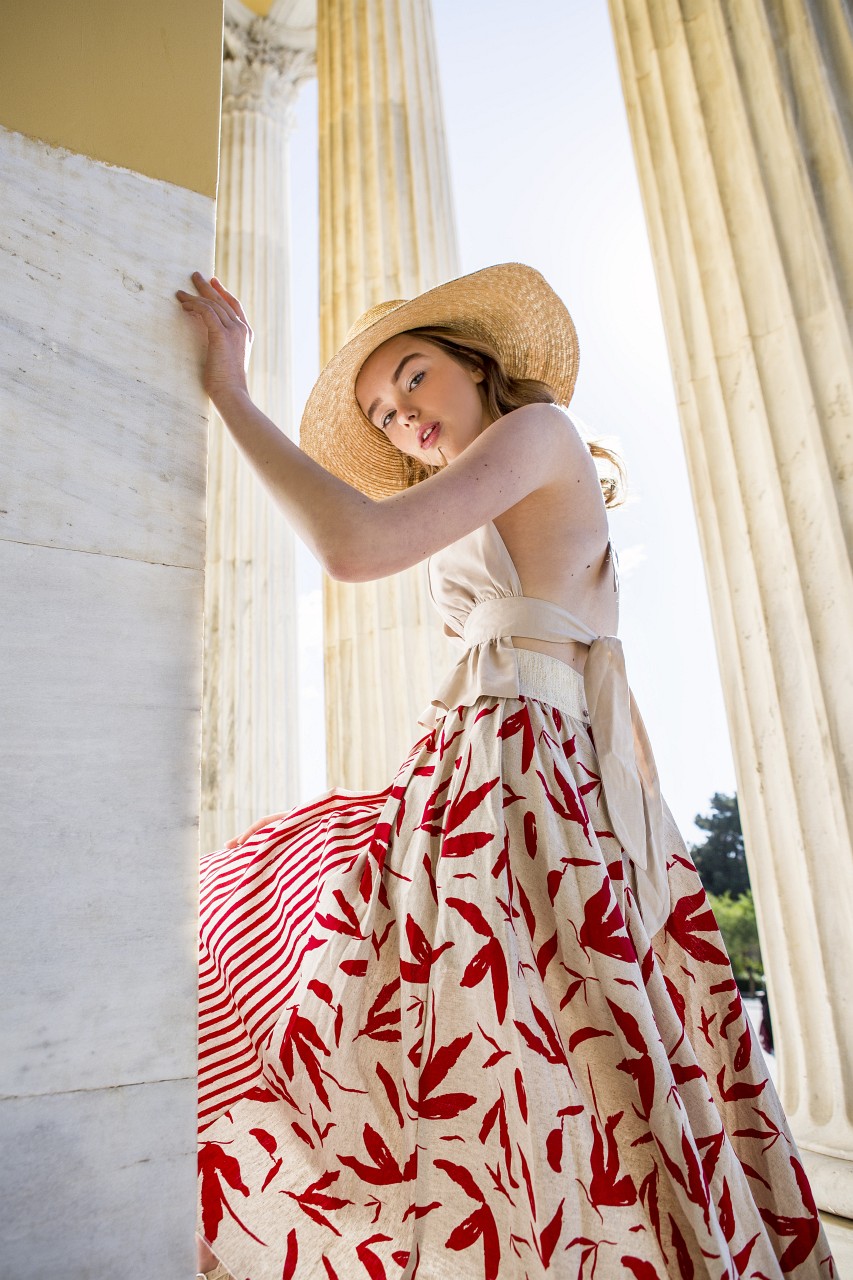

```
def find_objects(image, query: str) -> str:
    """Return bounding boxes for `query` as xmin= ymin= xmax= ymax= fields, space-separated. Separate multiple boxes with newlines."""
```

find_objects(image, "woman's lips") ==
xmin=419 ymin=422 xmax=440 ymax=449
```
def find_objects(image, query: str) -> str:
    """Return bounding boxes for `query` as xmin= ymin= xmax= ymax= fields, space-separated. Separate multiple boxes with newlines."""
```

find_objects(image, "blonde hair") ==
xmin=391 ymin=326 xmax=627 ymax=508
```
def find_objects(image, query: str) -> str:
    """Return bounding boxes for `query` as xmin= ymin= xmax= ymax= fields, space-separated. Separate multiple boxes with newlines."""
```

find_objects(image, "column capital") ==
xmin=223 ymin=1 xmax=316 ymax=120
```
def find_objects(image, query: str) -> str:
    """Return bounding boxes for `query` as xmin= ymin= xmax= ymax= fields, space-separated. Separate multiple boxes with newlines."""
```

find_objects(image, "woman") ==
xmin=177 ymin=265 xmax=833 ymax=1280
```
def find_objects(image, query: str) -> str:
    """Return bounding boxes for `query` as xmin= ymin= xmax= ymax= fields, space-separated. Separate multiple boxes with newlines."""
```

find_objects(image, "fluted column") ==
xmin=608 ymin=0 xmax=853 ymax=1232
xmin=202 ymin=2 xmax=315 ymax=851
xmin=316 ymin=0 xmax=460 ymax=788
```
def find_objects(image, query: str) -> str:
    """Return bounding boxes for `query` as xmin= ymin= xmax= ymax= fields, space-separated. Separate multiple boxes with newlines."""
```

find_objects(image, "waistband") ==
xmin=515 ymin=647 xmax=589 ymax=721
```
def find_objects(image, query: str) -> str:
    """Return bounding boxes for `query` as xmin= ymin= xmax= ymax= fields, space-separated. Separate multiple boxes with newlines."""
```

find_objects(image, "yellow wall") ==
xmin=0 ymin=0 xmax=222 ymax=197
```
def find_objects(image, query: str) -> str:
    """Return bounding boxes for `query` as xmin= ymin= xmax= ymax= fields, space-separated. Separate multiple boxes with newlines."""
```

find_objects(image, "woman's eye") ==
xmin=409 ymin=370 xmax=424 ymax=389
xmin=381 ymin=410 xmax=394 ymax=430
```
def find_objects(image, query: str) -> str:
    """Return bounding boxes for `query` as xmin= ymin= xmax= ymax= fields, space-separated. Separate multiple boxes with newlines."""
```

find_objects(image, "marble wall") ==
xmin=0 ymin=126 xmax=213 ymax=1275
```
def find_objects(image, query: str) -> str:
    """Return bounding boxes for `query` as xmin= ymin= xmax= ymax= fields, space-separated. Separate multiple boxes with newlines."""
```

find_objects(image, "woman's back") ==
xmin=491 ymin=413 xmax=618 ymax=674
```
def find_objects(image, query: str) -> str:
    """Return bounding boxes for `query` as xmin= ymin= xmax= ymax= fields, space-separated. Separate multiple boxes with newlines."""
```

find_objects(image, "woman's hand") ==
xmin=176 ymin=272 xmax=254 ymax=403
xmin=224 ymin=813 xmax=286 ymax=850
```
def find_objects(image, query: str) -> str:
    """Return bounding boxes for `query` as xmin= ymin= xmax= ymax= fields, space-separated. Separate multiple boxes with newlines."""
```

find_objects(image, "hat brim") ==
xmin=299 ymin=263 xmax=579 ymax=500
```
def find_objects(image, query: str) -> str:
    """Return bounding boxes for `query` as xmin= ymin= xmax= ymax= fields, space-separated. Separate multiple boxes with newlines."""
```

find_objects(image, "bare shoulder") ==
xmin=503 ymin=401 xmax=590 ymax=455
xmin=481 ymin=401 xmax=583 ymax=467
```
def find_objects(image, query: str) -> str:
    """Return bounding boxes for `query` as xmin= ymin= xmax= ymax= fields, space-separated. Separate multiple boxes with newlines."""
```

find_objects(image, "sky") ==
xmin=286 ymin=0 xmax=737 ymax=841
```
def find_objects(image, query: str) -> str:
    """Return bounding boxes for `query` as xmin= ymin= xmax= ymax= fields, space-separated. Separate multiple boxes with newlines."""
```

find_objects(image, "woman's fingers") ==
xmin=178 ymin=273 xmax=241 ymax=325
xmin=175 ymin=270 xmax=254 ymax=399
xmin=191 ymin=270 xmax=236 ymax=313
xmin=224 ymin=813 xmax=286 ymax=849
xmin=176 ymin=291 xmax=231 ymax=330
xmin=211 ymin=277 xmax=253 ymax=334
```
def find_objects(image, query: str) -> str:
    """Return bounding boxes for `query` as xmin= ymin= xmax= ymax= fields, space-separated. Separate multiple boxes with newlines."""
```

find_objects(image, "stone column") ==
xmin=202 ymin=1 xmax=315 ymax=851
xmin=316 ymin=0 xmax=460 ymax=789
xmin=607 ymin=0 xmax=853 ymax=1243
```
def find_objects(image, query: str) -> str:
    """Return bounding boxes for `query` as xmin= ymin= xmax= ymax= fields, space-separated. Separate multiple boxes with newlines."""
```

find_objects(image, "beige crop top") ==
xmin=421 ymin=519 xmax=671 ymax=939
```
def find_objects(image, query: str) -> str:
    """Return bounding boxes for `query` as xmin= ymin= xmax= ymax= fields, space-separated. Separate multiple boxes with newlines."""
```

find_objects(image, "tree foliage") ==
xmin=691 ymin=791 xmax=764 ymax=991
xmin=706 ymin=890 xmax=763 ymax=989
xmin=690 ymin=791 xmax=751 ymax=899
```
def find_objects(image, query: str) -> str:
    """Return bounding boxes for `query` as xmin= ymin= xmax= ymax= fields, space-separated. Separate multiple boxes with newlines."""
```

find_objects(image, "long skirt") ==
xmin=198 ymin=651 xmax=835 ymax=1279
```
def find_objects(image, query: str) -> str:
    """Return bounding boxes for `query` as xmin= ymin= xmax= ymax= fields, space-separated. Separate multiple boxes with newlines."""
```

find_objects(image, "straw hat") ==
xmin=299 ymin=262 xmax=579 ymax=499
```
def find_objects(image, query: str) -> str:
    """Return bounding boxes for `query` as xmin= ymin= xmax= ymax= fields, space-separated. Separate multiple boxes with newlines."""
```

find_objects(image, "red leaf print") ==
xmin=568 ymin=1025 xmax=613 ymax=1053
xmin=622 ymin=1258 xmax=662 ymax=1279
xmin=445 ymin=1205 xmax=501 ymax=1280
xmin=198 ymin=1141 xmax=261 ymax=1246
xmin=516 ymin=877 xmax=537 ymax=939
xmin=282 ymin=1226 xmax=298 ymax=1279
xmin=442 ymin=830 xmax=494 ymax=858
xmin=536 ymin=766 xmax=591 ymax=841
xmin=536 ymin=929 xmax=559 ymax=979
xmin=498 ymin=705 xmax=534 ymax=773
xmin=655 ymin=1130 xmax=710 ymax=1225
xmin=438 ymin=1185 xmax=499 ymax=1280
xmin=638 ymin=1164 xmax=665 ymax=1259
xmin=376 ymin=1061 xmax=404 ymax=1127
xmin=606 ymin=998 xmax=649 ymax=1056
xmin=406 ymin=1003 xmax=476 ymax=1120
xmin=400 ymin=914 xmax=454 ymax=983
xmin=446 ymin=895 xmax=493 ymax=938
xmin=420 ymin=1031 xmax=472 ymax=1099
xmin=250 ymin=1127 xmax=277 ymax=1156
xmin=250 ymin=1127 xmax=283 ymax=1191
xmin=514 ymin=1002 xmax=569 ymax=1069
xmin=586 ymin=1112 xmax=637 ymax=1210
xmin=434 ymin=1157 xmax=485 ymax=1202
xmin=740 ymin=1159 xmax=772 ymax=1192
xmin=479 ymin=1088 xmax=518 ymax=1189
xmin=718 ymin=1177 xmax=735 ymax=1241
xmin=524 ymin=809 xmax=537 ymax=859
xmin=538 ymin=1198 xmax=564 ymax=1268
xmin=759 ymin=1155 xmax=821 ymax=1269
xmin=403 ymin=1201 xmax=442 ymax=1220
xmin=479 ymin=1022 xmax=509 ymax=1068
xmin=698 ymin=1006 xmax=717 ymax=1048
xmin=716 ymin=1064 xmax=767 ymax=1102
xmin=444 ymin=749 xmax=500 ymax=833
xmin=666 ymin=890 xmax=730 ymax=965
xmin=419 ymin=774 xmax=452 ymax=834
xmin=514 ymin=1067 xmax=528 ymax=1123
xmin=279 ymin=1011 xmax=333 ymax=1109
xmin=461 ymin=936 xmax=509 ymax=1024
xmin=241 ymin=1085 xmax=279 ymax=1103
xmin=669 ymin=1213 xmax=694 ymax=1280
xmin=732 ymin=1234 xmax=760 ymax=1273
xmin=336 ymin=1124 xmax=417 ymax=1186
xmin=664 ymin=974 xmax=686 ymax=1052
xmin=356 ymin=1233 xmax=394 ymax=1280
xmin=546 ymin=866 xmax=564 ymax=905
xmin=733 ymin=1026 xmax=753 ymax=1072
xmin=291 ymin=1121 xmax=315 ymax=1148
xmin=353 ymin=977 xmax=401 ymax=1044
xmin=551 ymin=757 xmax=592 ymax=840
xmin=316 ymin=887 xmax=366 ymax=939
xmin=696 ymin=1128 xmax=725 ymax=1186
xmin=671 ymin=1062 xmax=705 ymax=1086
xmin=308 ymin=979 xmax=334 ymax=1005
xmin=546 ymin=1124 xmax=563 ymax=1172
xmin=733 ymin=1106 xmax=783 ymax=1152
xmin=574 ymin=880 xmax=636 ymax=963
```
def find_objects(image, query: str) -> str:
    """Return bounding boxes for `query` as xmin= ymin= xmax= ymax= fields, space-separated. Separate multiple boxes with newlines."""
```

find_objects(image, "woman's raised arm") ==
xmin=176 ymin=273 xmax=574 ymax=581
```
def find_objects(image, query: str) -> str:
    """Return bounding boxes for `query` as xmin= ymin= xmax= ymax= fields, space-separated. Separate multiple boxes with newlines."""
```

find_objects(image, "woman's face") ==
xmin=355 ymin=334 xmax=491 ymax=466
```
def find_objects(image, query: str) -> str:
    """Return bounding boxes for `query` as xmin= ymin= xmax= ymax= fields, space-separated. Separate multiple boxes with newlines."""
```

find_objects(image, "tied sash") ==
xmin=419 ymin=595 xmax=671 ymax=938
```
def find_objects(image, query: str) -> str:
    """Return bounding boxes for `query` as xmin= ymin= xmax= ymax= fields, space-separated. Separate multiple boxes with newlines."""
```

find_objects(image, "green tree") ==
xmin=706 ymin=890 xmax=764 ymax=995
xmin=690 ymin=791 xmax=751 ymax=899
